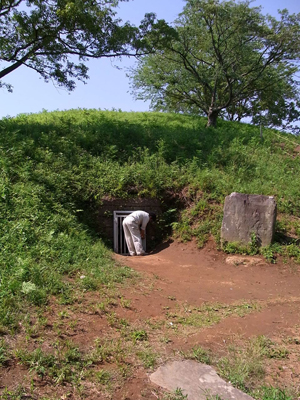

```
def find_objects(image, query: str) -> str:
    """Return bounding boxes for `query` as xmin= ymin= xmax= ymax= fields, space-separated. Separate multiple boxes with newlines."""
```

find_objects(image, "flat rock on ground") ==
xmin=150 ymin=360 xmax=254 ymax=400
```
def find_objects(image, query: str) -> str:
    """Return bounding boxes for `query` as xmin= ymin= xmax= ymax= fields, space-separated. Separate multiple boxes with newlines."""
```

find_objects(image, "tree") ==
xmin=130 ymin=0 xmax=300 ymax=129
xmin=224 ymin=62 xmax=300 ymax=134
xmin=0 ymin=0 xmax=160 ymax=92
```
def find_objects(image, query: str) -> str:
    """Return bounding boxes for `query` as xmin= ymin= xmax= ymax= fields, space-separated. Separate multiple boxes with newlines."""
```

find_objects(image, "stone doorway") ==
xmin=96 ymin=198 xmax=162 ymax=252
xmin=113 ymin=210 xmax=147 ymax=255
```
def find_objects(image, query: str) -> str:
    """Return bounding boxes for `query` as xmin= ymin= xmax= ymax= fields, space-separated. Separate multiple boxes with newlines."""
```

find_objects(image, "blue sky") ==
xmin=0 ymin=0 xmax=299 ymax=119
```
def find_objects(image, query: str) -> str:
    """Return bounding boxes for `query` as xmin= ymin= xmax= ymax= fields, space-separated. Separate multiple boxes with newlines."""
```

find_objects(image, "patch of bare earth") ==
xmin=1 ymin=239 xmax=300 ymax=399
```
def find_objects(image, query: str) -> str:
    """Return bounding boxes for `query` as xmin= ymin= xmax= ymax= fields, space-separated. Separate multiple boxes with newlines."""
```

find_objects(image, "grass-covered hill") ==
xmin=1 ymin=109 xmax=300 ymax=331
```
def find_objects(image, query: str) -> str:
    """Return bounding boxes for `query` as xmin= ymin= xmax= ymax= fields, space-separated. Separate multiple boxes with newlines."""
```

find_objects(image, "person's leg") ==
xmin=122 ymin=220 xmax=136 ymax=256
xmin=128 ymin=223 xmax=145 ymax=255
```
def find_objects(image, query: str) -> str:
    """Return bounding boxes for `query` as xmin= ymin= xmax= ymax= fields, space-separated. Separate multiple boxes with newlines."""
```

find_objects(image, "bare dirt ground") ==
xmin=113 ymin=239 xmax=300 ymax=398
xmin=1 ymin=239 xmax=300 ymax=399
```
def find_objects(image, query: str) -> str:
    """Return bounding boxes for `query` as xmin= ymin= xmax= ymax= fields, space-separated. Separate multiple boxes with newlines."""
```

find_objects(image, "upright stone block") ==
xmin=221 ymin=192 xmax=277 ymax=247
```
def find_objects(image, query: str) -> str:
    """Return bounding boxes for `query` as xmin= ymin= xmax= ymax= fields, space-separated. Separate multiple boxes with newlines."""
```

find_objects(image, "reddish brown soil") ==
xmin=120 ymin=241 xmax=300 ymax=337
xmin=1 ymin=239 xmax=300 ymax=399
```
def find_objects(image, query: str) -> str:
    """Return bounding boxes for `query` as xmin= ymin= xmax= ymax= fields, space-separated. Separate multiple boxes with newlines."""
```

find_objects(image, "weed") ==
xmin=57 ymin=290 xmax=76 ymax=305
xmin=217 ymin=336 xmax=273 ymax=391
xmin=260 ymin=246 xmax=277 ymax=263
xmin=266 ymin=347 xmax=289 ymax=359
xmin=79 ymin=275 xmax=99 ymax=291
xmin=1 ymin=386 xmax=35 ymax=400
xmin=286 ymin=243 xmax=300 ymax=263
xmin=146 ymin=319 xmax=165 ymax=330
xmin=58 ymin=310 xmax=69 ymax=319
xmin=15 ymin=343 xmax=91 ymax=385
xmin=131 ymin=330 xmax=148 ymax=343
xmin=91 ymin=338 xmax=126 ymax=364
xmin=120 ymin=297 xmax=131 ymax=309
xmin=188 ymin=346 xmax=212 ymax=364
xmin=68 ymin=319 xmax=78 ymax=329
xmin=96 ymin=302 xmax=107 ymax=313
xmin=166 ymin=302 xmax=258 ymax=329
xmin=205 ymin=395 xmax=224 ymax=400
xmin=159 ymin=388 xmax=188 ymax=400
xmin=106 ymin=312 xmax=119 ymax=328
xmin=223 ymin=241 xmax=257 ymax=256
xmin=284 ymin=337 xmax=300 ymax=345
xmin=118 ymin=363 xmax=132 ymax=379
xmin=94 ymin=369 xmax=112 ymax=385
xmin=136 ymin=347 xmax=158 ymax=369
xmin=160 ymin=336 xmax=172 ymax=344
xmin=253 ymin=386 xmax=294 ymax=400
xmin=16 ymin=347 xmax=57 ymax=379
xmin=0 ymin=339 xmax=9 ymax=366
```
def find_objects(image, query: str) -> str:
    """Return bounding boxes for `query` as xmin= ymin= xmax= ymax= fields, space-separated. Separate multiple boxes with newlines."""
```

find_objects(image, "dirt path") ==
xmin=113 ymin=239 xmax=300 ymax=398
xmin=116 ymin=239 xmax=300 ymax=331
xmin=1 ymin=239 xmax=300 ymax=399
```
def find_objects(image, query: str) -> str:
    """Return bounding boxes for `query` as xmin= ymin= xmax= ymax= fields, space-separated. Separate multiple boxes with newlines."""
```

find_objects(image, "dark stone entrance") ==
xmin=96 ymin=197 xmax=162 ymax=251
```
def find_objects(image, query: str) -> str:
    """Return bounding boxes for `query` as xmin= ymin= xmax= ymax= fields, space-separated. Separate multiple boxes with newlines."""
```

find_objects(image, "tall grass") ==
xmin=1 ymin=109 xmax=300 ymax=329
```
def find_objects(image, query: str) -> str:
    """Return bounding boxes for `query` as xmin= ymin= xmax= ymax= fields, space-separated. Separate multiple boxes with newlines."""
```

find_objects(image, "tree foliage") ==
xmin=130 ymin=0 xmax=300 ymax=131
xmin=0 ymin=0 xmax=160 ymax=91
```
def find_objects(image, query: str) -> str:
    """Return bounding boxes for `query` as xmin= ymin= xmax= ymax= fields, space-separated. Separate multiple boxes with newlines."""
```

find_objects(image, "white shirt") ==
xmin=128 ymin=211 xmax=150 ymax=230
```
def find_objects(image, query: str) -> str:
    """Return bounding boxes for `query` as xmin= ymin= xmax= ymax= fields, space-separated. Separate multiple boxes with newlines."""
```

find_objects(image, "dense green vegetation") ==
xmin=1 ymin=108 xmax=300 ymax=332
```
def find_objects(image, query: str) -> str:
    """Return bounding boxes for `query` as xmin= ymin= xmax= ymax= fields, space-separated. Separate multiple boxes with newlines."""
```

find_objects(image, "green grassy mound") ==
xmin=1 ymin=109 xmax=300 ymax=330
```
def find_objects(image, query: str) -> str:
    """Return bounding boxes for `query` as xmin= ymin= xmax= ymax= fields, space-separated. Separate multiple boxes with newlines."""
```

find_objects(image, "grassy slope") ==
xmin=1 ymin=109 xmax=300 ymax=331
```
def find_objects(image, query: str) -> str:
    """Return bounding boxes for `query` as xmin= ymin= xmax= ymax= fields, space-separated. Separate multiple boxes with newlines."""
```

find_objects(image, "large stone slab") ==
xmin=150 ymin=360 xmax=254 ymax=400
xmin=221 ymin=192 xmax=277 ymax=247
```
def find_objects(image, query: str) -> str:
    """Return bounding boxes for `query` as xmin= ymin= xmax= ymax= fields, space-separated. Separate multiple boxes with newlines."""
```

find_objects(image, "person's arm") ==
xmin=140 ymin=214 xmax=149 ymax=239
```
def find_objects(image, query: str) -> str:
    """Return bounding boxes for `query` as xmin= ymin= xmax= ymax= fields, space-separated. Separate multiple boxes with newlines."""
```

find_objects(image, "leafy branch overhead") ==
xmin=0 ymin=0 xmax=167 ymax=91
xmin=130 ymin=0 xmax=300 ymax=131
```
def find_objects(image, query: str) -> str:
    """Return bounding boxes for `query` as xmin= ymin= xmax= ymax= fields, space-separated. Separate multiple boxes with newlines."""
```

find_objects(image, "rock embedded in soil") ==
xmin=150 ymin=360 xmax=254 ymax=400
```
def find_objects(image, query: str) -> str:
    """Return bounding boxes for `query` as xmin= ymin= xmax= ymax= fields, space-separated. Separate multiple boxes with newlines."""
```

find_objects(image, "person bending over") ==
xmin=122 ymin=211 xmax=156 ymax=256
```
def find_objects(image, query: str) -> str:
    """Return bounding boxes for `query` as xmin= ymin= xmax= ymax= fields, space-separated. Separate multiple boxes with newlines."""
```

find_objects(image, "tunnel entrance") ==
xmin=95 ymin=198 xmax=162 ymax=252
xmin=113 ymin=210 xmax=147 ymax=255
